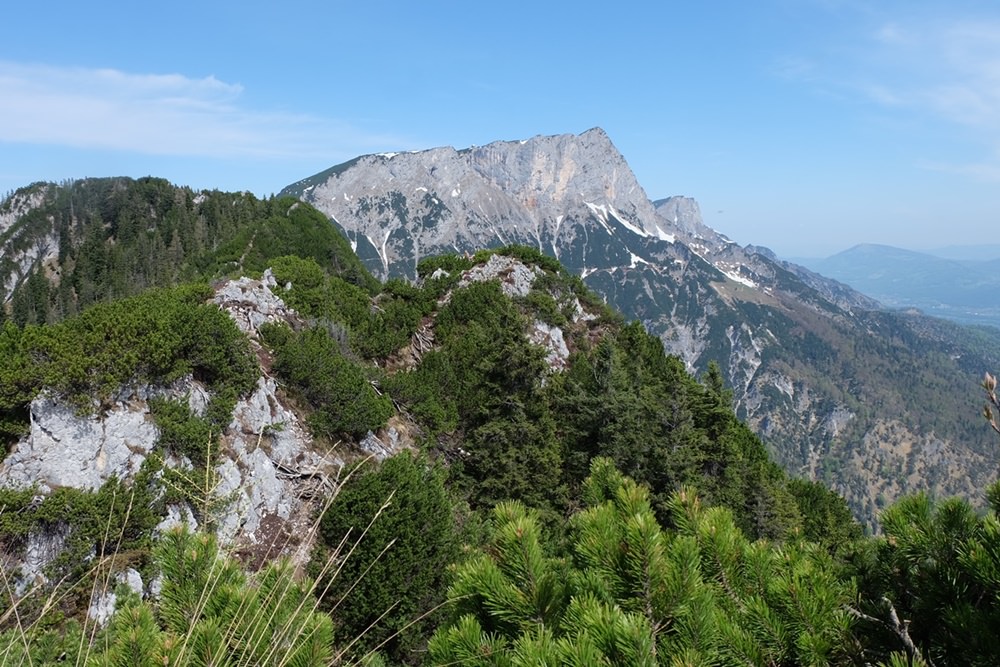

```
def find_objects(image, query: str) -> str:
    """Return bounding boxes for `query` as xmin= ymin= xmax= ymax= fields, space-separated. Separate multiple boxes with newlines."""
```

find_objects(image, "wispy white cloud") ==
xmin=777 ymin=10 xmax=1000 ymax=181
xmin=858 ymin=16 xmax=1000 ymax=178
xmin=0 ymin=61 xmax=401 ymax=160
xmin=862 ymin=19 xmax=1000 ymax=130
xmin=917 ymin=157 xmax=1000 ymax=183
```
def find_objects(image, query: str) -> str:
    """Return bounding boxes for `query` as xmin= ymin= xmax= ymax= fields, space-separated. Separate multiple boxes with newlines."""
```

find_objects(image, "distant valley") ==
xmin=794 ymin=244 xmax=1000 ymax=330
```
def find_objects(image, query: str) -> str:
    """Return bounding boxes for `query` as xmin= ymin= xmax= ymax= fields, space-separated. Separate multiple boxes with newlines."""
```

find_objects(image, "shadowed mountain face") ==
xmin=282 ymin=129 xmax=1000 ymax=525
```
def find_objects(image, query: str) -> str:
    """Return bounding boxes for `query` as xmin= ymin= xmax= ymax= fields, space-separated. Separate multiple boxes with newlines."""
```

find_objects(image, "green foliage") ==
xmin=416 ymin=253 xmax=474 ymax=279
xmin=382 ymin=350 xmax=459 ymax=435
xmin=491 ymin=245 xmax=565 ymax=275
xmin=269 ymin=255 xmax=429 ymax=359
xmin=788 ymin=477 xmax=864 ymax=549
xmin=0 ymin=462 xmax=163 ymax=630
xmin=154 ymin=528 xmax=335 ymax=666
xmin=317 ymin=452 xmax=460 ymax=663
xmin=430 ymin=458 xmax=857 ymax=666
xmin=517 ymin=288 xmax=566 ymax=327
xmin=268 ymin=254 xmax=330 ymax=314
xmin=0 ymin=285 xmax=257 ymax=428
xmin=147 ymin=397 xmax=234 ymax=527
xmin=0 ymin=179 xmax=378 ymax=326
xmin=407 ymin=280 xmax=567 ymax=512
xmin=149 ymin=397 xmax=214 ymax=468
xmin=553 ymin=322 xmax=802 ymax=539
xmin=203 ymin=196 xmax=378 ymax=292
xmin=0 ymin=526 xmax=336 ymax=666
xmin=849 ymin=491 xmax=1000 ymax=665
xmin=0 ymin=322 xmax=31 ymax=447
xmin=375 ymin=250 xmax=809 ymax=540
xmin=355 ymin=285 xmax=429 ymax=359
xmin=261 ymin=323 xmax=392 ymax=438
xmin=432 ymin=281 xmax=544 ymax=421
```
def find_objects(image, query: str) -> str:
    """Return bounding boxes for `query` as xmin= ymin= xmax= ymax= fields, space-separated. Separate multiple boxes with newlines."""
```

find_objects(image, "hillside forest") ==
xmin=0 ymin=177 xmax=998 ymax=665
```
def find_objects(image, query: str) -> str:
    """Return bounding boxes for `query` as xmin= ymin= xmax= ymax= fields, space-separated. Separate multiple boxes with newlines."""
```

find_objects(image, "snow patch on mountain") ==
xmin=610 ymin=208 xmax=649 ymax=238
xmin=629 ymin=252 xmax=650 ymax=268
xmin=653 ymin=224 xmax=675 ymax=243
xmin=721 ymin=268 xmax=757 ymax=288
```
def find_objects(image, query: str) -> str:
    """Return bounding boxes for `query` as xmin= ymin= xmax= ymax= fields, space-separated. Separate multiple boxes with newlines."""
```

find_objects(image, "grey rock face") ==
xmin=0 ymin=186 xmax=49 ymax=237
xmin=283 ymin=128 xmax=671 ymax=279
xmin=529 ymin=320 xmax=570 ymax=370
xmin=0 ymin=272 xmax=345 ymax=578
xmin=0 ymin=377 xmax=215 ymax=494
xmin=88 ymin=568 xmax=144 ymax=626
xmin=0 ymin=392 xmax=159 ymax=493
xmin=213 ymin=269 xmax=297 ymax=335
xmin=14 ymin=524 xmax=70 ymax=596
xmin=359 ymin=428 xmax=398 ymax=460
xmin=0 ymin=185 xmax=59 ymax=303
xmin=156 ymin=504 xmax=199 ymax=536
xmin=458 ymin=253 xmax=542 ymax=298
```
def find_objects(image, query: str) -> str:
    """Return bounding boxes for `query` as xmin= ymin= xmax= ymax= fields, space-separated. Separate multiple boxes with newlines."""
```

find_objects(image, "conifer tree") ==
xmin=317 ymin=452 xmax=460 ymax=664
xmin=430 ymin=458 xmax=857 ymax=665
xmin=1 ymin=527 xmax=335 ymax=666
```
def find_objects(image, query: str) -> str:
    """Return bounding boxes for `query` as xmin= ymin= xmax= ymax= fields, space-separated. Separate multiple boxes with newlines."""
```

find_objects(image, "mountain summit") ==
xmin=282 ymin=129 xmax=1000 ymax=524
xmin=283 ymin=127 xmax=671 ymax=277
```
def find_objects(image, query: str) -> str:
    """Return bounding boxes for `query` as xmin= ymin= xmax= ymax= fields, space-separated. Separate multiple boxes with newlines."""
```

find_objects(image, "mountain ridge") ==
xmin=282 ymin=128 xmax=1000 ymax=524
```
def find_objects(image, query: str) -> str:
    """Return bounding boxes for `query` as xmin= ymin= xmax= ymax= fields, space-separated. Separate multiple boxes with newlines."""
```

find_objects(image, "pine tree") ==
xmin=430 ymin=458 xmax=857 ymax=665
xmin=96 ymin=527 xmax=334 ymax=666
xmin=316 ymin=452 xmax=460 ymax=663
xmin=851 ymin=489 xmax=1000 ymax=665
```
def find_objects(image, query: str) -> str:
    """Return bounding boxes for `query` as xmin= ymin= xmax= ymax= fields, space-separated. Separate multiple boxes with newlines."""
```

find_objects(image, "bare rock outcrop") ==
xmin=0 ymin=271 xmax=346 ymax=592
xmin=458 ymin=253 xmax=542 ymax=298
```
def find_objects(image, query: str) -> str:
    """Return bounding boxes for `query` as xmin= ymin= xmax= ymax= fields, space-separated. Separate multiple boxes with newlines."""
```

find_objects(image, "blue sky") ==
xmin=1 ymin=0 xmax=998 ymax=257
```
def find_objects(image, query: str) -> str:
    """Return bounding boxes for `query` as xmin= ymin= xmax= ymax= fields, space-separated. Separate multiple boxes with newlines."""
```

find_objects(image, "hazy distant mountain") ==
xmin=927 ymin=244 xmax=1000 ymax=262
xmin=282 ymin=129 xmax=1000 ymax=525
xmin=797 ymin=244 xmax=1000 ymax=329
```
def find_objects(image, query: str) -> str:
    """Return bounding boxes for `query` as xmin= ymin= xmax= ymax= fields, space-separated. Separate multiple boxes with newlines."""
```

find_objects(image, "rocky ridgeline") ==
xmin=454 ymin=253 xmax=576 ymax=369
xmin=0 ymin=270 xmax=409 ymax=604
xmin=0 ymin=251 xmax=603 ymax=614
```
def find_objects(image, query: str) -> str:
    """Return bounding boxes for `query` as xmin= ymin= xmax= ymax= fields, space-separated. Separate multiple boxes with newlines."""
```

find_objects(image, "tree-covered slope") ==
xmin=0 ymin=177 xmax=376 ymax=326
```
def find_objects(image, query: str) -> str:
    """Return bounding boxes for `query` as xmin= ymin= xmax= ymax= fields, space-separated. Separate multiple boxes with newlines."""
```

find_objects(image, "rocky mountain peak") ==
xmin=280 ymin=129 xmax=672 ymax=278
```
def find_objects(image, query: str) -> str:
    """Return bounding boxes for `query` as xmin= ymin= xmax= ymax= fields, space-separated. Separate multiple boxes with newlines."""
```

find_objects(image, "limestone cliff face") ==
xmin=283 ymin=128 xmax=671 ymax=279
xmin=0 ymin=184 xmax=59 ymax=302
xmin=0 ymin=271 xmax=364 ymax=594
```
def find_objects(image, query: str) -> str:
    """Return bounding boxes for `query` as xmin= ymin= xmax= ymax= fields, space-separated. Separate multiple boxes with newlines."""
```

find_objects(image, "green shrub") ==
xmin=148 ymin=397 xmax=214 ymax=468
xmin=416 ymin=254 xmax=474 ymax=279
xmin=261 ymin=323 xmax=392 ymax=438
xmin=1 ymin=285 xmax=257 ymax=419
xmin=317 ymin=452 xmax=460 ymax=663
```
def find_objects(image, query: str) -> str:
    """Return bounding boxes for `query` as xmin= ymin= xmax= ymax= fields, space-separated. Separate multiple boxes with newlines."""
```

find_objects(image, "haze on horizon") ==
xmin=1 ymin=0 xmax=998 ymax=259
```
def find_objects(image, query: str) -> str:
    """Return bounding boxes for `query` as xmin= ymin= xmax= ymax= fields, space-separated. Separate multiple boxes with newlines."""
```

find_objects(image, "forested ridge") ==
xmin=0 ymin=178 xmax=999 ymax=665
